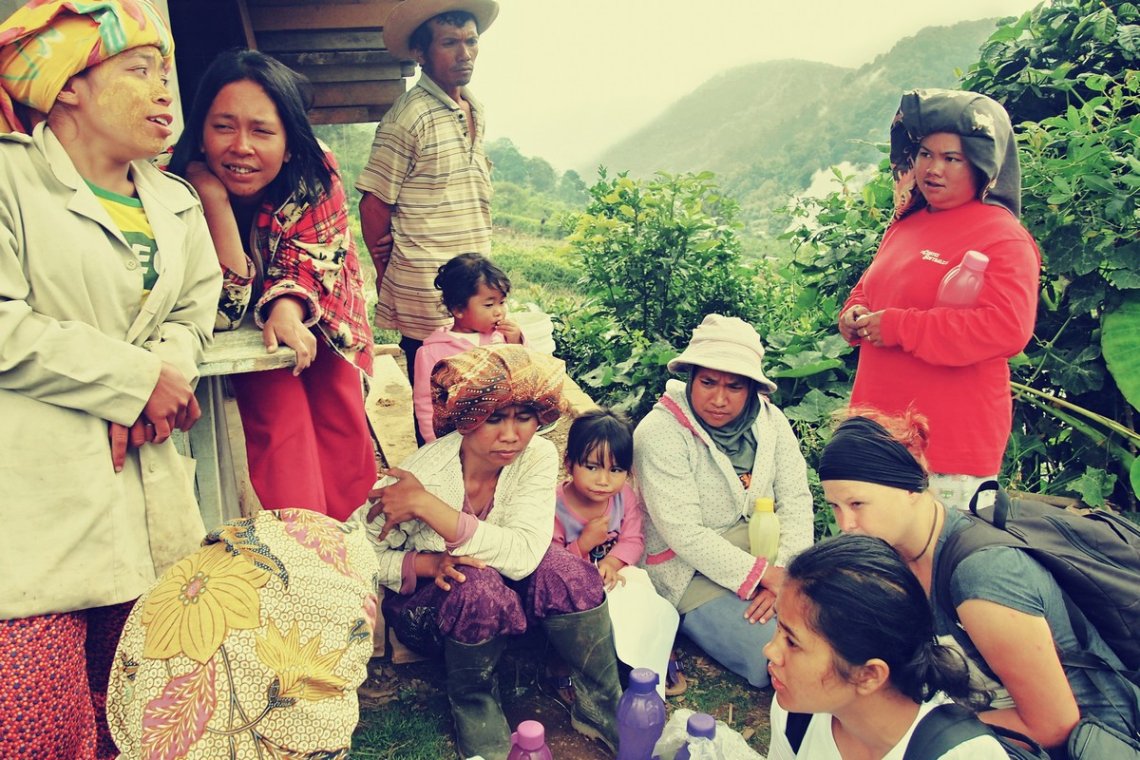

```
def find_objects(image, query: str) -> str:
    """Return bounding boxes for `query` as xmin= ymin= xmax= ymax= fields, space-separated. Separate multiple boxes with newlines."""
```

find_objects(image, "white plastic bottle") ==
xmin=935 ymin=250 xmax=989 ymax=308
xmin=748 ymin=497 xmax=780 ymax=563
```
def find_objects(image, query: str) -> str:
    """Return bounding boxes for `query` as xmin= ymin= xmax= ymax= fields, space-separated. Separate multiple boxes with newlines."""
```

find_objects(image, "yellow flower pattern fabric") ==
xmin=108 ymin=509 xmax=380 ymax=759
xmin=140 ymin=543 xmax=270 ymax=663
xmin=255 ymin=621 xmax=349 ymax=702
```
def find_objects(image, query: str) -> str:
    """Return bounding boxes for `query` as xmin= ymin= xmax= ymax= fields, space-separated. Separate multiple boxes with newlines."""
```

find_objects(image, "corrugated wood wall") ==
xmin=242 ymin=0 xmax=414 ymax=124
xmin=0 ymin=0 xmax=416 ymax=126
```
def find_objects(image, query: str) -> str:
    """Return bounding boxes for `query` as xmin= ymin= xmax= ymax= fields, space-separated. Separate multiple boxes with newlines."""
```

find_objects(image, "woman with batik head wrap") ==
xmin=351 ymin=344 xmax=621 ymax=760
xmin=838 ymin=89 xmax=1041 ymax=511
xmin=0 ymin=1 xmax=220 ymax=756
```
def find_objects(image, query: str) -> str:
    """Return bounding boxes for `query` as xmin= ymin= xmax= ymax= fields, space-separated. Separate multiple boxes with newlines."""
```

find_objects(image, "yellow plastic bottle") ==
xmin=748 ymin=497 xmax=780 ymax=563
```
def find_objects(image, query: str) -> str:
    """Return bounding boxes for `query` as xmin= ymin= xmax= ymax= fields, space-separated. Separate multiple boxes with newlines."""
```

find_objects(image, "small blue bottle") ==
xmin=616 ymin=668 xmax=667 ymax=760
xmin=674 ymin=713 xmax=716 ymax=759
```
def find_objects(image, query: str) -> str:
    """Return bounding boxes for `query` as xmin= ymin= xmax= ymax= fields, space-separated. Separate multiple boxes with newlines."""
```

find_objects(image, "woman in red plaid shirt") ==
xmin=171 ymin=49 xmax=376 ymax=521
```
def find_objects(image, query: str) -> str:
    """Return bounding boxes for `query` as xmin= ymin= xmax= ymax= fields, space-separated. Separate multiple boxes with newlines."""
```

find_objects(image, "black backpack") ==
xmin=936 ymin=481 xmax=1140 ymax=680
xmin=784 ymin=704 xmax=1048 ymax=758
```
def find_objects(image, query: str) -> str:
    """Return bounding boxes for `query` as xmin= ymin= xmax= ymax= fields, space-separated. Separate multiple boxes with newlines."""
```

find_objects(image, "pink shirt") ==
xmin=553 ymin=482 xmax=645 ymax=567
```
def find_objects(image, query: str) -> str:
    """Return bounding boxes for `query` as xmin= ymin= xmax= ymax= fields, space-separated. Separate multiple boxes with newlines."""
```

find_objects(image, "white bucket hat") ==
xmin=383 ymin=0 xmax=499 ymax=60
xmin=667 ymin=314 xmax=777 ymax=393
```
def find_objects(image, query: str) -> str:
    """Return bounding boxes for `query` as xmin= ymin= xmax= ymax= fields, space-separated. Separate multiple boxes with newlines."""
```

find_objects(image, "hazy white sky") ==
xmin=469 ymin=0 xmax=1041 ymax=172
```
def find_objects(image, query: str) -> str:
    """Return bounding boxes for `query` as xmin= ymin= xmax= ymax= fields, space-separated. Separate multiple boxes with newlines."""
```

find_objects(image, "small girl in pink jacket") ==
xmin=552 ymin=408 xmax=680 ymax=698
xmin=413 ymin=253 xmax=524 ymax=443
xmin=553 ymin=409 xmax=644 ymax=589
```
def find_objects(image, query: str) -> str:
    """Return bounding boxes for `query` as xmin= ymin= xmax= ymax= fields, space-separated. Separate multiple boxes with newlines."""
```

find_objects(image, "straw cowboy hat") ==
xmin=383 ymin=0 xmax=499 ymax=60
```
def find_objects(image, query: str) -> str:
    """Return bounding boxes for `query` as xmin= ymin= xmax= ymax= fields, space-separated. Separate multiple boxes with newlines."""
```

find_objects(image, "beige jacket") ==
xmin=0 ymin=125 xmax=221 ymax=619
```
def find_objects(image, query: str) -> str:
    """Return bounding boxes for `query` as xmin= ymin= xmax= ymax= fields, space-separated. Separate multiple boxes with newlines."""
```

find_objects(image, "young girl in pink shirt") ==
xmin=553 ymin=409 xmax=680 ymax=698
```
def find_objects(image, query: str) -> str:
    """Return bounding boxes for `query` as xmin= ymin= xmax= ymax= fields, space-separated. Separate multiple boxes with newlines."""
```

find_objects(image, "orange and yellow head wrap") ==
xmin=431 ymin=345 xmax=566 ymax=439
xmin=0 ymin=0 xmax=173 ymax=133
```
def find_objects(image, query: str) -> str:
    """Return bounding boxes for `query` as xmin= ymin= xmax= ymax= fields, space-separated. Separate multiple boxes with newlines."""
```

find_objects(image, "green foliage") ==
xmin=552 ymin=170 xmax=763 ymax=419
xmin=353 ymin=686 xmax=454 ymax=759
xmin=491 ymin=237 xmax=579 ymax=293
xmin=570 ymin=170 xmax=759 ymax=342
xmin=963 ymin=0 xmax=1140 ymax=504
xmin=557 ymin=169 xmax=588 ymax=206
xmin=486 ymin=137 xmax=529 ymax=184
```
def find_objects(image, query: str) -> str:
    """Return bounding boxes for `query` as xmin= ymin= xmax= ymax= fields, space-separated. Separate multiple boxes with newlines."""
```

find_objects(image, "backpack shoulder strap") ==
xmin=902 ymin=703 xmax=990 ymax=760
xmin=934 ymin=495 xmax=1023 ymax=626
xmin=784 ymin=711 xmax=812 ymax=754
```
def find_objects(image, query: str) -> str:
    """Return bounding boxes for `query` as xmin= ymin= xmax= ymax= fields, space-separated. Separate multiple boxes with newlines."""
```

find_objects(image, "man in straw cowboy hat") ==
xmin=356 ymin=0 xmax=499 ymax=398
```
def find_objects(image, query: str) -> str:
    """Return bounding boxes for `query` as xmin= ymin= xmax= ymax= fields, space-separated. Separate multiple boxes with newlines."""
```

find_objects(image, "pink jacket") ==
xmin=413 ymin=328 xmax=508 ymax=442
xmin=553 ymin=482 xmax=646 ymax=567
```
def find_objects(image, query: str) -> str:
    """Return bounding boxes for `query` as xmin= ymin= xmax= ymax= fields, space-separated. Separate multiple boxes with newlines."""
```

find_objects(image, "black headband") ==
xmin=818 ymin=417 xmax=929 ymax=492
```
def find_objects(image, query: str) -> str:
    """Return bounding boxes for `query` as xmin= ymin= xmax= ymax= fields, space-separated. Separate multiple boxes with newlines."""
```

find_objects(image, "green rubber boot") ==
xmin=542 ymin=599 xmax=622 ymax=753
xmin=443 ymin=636 xmax=511 ymax=760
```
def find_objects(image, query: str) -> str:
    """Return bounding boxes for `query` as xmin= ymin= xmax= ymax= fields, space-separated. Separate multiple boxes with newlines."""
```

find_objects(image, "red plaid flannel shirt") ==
xmin=218 ymin=151 xmax=373 ymax=374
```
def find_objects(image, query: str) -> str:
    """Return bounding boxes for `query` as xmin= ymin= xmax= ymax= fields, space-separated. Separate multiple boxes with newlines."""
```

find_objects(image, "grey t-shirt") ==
xmin=931 ymin=508 xmax=1139 ymax=736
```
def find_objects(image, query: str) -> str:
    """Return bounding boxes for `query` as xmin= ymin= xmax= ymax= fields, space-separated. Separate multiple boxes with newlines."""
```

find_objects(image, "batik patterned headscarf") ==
xmin=889 ymin=88 xmax=1020 ymax=222
xmin=431 ymin=344 xmax=566 ymax=438
xmin=0 ymin=0 xmax=173 ymax=133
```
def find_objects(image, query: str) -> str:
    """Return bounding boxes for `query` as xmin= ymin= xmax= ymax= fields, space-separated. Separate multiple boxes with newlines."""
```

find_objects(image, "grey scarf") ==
xmin=889 ymin=88 xmax=1021 ymax=220
xmin=686 ymin=373 xmax=760 ymax=477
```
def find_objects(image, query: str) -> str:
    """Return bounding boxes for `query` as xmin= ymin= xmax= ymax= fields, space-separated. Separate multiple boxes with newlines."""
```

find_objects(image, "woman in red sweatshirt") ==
xmin=838 ymin=89 xmax=1040 ymax=510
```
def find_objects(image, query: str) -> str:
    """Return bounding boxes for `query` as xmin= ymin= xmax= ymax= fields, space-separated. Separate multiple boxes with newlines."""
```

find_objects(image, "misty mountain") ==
xmin=592 ymin=18 xmax=1004 ymax=235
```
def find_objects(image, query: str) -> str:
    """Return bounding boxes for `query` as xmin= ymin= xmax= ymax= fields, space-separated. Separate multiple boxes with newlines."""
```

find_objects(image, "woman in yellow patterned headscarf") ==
xmin=0 ymin=0 xmax=173 ymax=132
xmin=0 ymin=2 xmax=221 ymax=758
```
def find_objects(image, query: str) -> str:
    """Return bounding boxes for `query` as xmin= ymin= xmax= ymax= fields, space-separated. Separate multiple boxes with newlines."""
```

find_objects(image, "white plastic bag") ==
xmin=653 ymin=709 xmax=767 ymax=760
xmin=512 ymin=303 xmax=556 ymax=355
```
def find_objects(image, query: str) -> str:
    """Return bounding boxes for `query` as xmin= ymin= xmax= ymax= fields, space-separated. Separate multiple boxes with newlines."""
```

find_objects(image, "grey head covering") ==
xmin=889 ymin=88 xmax=1020 ymax=221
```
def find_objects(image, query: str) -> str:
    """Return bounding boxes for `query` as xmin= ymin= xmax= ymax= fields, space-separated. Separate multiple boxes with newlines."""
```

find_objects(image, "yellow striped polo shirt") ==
xmin=355 ymin=74 xmax=493 ymax=340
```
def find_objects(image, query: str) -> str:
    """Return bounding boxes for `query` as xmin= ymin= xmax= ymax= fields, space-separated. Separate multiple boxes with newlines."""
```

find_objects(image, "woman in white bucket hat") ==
xmin=633 ymin=314 xmax=814 ymax=687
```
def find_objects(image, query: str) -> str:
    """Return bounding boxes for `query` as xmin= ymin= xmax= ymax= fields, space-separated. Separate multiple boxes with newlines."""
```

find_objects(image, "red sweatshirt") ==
xmin=843 ymin=200 xmax=1040 ymax=475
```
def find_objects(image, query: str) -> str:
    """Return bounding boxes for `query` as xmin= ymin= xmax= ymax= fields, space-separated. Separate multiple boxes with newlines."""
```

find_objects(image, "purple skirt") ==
xmin=382 ymin=544 xmax=604 ymax=651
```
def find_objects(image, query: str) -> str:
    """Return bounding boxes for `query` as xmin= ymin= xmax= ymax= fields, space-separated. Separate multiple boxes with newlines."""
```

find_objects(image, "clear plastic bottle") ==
xmin=748 ymin=497 xmax=780 ymax=563
xmin=935 ymin=250 xmax=989 ymax=308
xmin=616 ymin=668 xmax=667 ymax=760
xmin=507 ymin=720 xmax=553 ymax=760
xmin=673 ymin=712 xmax=717 ymax=760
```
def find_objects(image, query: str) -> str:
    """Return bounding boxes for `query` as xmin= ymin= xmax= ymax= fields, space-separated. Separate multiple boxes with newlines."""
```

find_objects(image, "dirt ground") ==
xmin=355 ymin=632 xmax=773 ymax=759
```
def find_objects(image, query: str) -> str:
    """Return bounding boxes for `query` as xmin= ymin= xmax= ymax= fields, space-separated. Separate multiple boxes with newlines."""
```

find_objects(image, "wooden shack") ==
xmin=168 ymin=0 xmax=415 ymax=124
xmin=0 ymin=0 xmax=416 ymax=125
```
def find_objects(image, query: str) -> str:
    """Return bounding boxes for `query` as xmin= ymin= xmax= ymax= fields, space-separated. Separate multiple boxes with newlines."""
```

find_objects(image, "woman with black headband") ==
xmin=818 ymin=411 xmax=1140 ymax=754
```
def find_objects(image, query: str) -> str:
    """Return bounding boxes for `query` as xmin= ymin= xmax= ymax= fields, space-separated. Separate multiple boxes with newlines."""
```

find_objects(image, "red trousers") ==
xmin=232 ymin=337 xmax=376 ymax=521
xmin=0 ymin=601 xmax=133 ymax=760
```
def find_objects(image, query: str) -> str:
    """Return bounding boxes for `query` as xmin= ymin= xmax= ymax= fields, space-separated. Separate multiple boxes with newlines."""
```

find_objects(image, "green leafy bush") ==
xmin=552 ymin=170 xmax=764 ymax=419
xmin=963 ymin=0 xmax=1140 ymax=505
